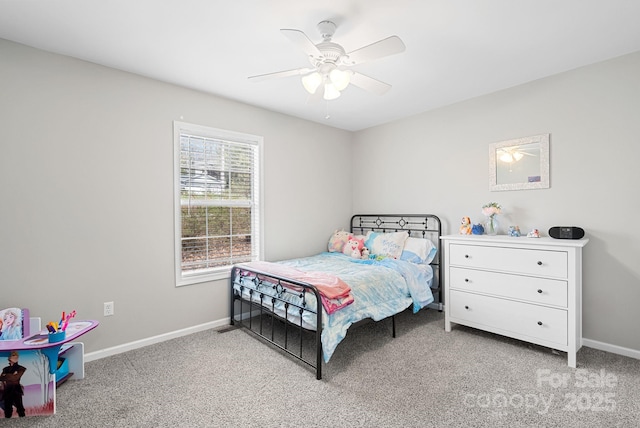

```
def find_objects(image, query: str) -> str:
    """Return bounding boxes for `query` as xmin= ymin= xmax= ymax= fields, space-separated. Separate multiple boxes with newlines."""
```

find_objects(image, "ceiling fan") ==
xmin=248 ymin=20 xmax=406 ymax=101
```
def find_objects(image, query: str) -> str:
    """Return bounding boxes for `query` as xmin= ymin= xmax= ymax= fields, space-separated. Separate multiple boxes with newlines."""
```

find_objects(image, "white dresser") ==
xmin=441 ymin=234 xmax=588 ymax=367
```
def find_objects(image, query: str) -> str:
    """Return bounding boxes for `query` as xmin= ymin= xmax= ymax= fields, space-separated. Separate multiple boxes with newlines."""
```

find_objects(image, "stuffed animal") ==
xmin=328 ymin=229 xmax=351 ymax=253
xmin=361 ymin=247 xmax=370 ymax=259
xmin=459 ymin=216 xmax=472 ymax=235
xmin=343 ymin=236 xmax=365 ymax=258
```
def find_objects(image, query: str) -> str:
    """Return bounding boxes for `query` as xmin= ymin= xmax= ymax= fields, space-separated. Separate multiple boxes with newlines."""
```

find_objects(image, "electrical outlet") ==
xmin=104 ymin=301 xmax=115 ymax=317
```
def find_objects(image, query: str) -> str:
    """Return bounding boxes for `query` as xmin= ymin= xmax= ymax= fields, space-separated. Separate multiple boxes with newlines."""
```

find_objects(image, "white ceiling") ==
xmin=2 ymin=0 xmax=640 ymax=131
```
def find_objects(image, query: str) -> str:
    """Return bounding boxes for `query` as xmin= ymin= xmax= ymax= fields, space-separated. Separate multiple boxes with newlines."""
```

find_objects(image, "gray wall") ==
xmin=352 ymin=51 xmax=640 ymax=353
xmin=2 ymin=37 xmax=638 ymax=357
xmin=0 ymin=39 xmax=352 ymax=353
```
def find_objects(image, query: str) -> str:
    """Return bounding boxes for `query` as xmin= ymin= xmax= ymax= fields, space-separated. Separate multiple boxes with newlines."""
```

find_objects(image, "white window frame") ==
xmin=173 ymin=121 xmax=263 ymax=286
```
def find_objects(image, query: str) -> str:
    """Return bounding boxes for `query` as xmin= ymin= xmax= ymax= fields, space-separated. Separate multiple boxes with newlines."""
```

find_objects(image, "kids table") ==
xmin=0 ymin=320 xmax=99 ymax=416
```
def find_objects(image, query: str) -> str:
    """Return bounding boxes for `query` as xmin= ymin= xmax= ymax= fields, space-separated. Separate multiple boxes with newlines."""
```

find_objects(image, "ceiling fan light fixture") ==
xmin=323 ymin=83 xmax=341 ymax=100
xmin=498 ymin=151 xmax=514 ymax=163
xmin=329 ymin=68 xmax=351 ymax=91
xmin=302 ymin=71 xmax=322 ymax=94
xmin=513 ymin=152 xmax=524 ymax=161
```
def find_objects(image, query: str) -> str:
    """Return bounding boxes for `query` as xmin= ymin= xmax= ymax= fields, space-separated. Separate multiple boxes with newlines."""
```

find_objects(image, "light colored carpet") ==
xmin=6 ymin=309 xmax=639 ymax=427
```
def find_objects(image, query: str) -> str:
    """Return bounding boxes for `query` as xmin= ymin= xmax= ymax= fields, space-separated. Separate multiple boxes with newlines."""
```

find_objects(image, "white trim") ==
xmin=582 ymin=338 xmax=640 ymax=361
xmin=84 ymin=317 xmax=229 ymax=362
xmin=179 ymin=268 xmax=231 ymax=286
xmin=78 ymin=317 xmax=640 ymax=365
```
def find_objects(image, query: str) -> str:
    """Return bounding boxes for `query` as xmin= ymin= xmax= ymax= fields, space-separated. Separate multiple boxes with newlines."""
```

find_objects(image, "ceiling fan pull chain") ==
xmin=325 ymin=101 xmax=331 ymax=119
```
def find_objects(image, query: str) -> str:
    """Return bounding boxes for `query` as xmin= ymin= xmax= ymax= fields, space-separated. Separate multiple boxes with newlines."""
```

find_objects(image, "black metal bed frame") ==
xmin=230 ymin=214 xmax=442 ymax=380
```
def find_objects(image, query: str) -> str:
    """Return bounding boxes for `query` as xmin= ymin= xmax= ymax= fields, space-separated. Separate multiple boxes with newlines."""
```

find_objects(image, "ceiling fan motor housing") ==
xmin=314 ymin=42 xmax=345 ymax=65
xmin=309 ymin=20 xmax=347 ymax=67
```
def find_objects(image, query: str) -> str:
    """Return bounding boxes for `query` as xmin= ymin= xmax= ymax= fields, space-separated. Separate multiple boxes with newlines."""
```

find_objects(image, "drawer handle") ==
xmin=537 ymin=261 xmax=543 ymax=266
xmin=537 ymin=321 xmax=543 ymax=326
xmin=465 ymin=254 xmax=470 ymax=259
xmin=537 ymin=289 xmax=543 ymax=294
xmin=465 ymin=278 xmax=470 ymax=283
xmin=464 ymin=305 xmax=469 ymax=310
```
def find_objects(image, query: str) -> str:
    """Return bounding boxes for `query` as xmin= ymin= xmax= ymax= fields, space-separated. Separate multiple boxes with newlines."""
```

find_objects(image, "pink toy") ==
xmin=343 ymin=236 xmax=365 ymax=258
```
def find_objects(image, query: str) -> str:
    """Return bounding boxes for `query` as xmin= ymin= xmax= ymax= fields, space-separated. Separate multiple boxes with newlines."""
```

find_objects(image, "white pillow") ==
xmin=365 ymin=231 xmax=409 ymax=259
xmin=401 ymin=237 xmax=437 ymax=264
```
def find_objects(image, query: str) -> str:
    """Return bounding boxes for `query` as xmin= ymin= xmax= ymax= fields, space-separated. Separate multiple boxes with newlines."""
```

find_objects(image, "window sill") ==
xmin=177 ymin=267 xmax=232 ymax=287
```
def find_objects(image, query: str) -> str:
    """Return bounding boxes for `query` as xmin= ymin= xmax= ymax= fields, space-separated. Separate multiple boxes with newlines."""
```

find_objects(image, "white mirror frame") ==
xmin=489 ymin=134 xmax=550 ymax=191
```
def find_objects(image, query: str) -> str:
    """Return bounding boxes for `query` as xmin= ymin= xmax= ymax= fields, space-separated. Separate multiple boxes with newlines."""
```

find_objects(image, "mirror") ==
xmin=489 ymin=134 xmax=549 ymax=191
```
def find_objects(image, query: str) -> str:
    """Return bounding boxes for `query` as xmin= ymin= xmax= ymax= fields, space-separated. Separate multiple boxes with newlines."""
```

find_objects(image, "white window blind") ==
xmin=174 ymin=122 xmax=262 ymax=286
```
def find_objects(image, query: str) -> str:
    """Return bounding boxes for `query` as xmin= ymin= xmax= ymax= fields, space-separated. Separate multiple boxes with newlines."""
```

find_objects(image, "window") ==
xmin=174 ymin=121 xmax=262 ymax=286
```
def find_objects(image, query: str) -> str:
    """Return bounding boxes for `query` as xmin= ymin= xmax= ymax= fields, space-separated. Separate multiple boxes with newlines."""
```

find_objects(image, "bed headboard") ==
xmin=350 ymin=214 xmax=443 ymax=309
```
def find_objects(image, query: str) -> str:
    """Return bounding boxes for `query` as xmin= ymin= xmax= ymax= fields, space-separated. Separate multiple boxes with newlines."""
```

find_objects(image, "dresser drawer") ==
xmin=449 ymin=244 xmax=568 ymax=278
xmin=449 ymin=267 xmax=568 ymax=307
xmin=449 ymin=290 xmax=568 ymax=346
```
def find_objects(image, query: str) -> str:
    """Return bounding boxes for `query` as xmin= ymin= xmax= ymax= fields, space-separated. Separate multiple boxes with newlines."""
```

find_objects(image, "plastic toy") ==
xmin=471 ymin=224 xmax=485 ymax=235
xmin=527 ymin=228 xmax=540 ymax=238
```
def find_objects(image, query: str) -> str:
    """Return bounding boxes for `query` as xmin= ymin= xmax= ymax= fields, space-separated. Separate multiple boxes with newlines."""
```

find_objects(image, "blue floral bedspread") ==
xmin=277 ymin=252 xmax=434 ymax=362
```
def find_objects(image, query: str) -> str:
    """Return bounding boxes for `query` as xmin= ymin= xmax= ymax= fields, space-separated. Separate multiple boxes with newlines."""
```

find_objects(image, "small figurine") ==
xmin=459 ymin=216 xmax=472 ymax=235
xmin=508 ymin=226 xmax=521 ymax=237
xmin=527 ymin=228 xmax=540 ymax=238
xmin=471 ymin=223 xmax=485 ymax=235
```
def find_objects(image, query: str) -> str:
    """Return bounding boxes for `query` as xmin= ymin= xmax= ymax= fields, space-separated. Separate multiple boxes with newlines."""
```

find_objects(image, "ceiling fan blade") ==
xmin=248 ymin=67 xmax=314 ymax=82
xmin=281 ymin=29 xmax=323 ymax=60
xmin=349 ymin=72 xmax=392 ymax=95
xmin=343 ymin=36 xmax=406 ymax=66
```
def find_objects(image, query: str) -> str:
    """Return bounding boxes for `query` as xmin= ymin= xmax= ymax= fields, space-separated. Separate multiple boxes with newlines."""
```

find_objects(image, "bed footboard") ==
xmin=230 ymin=266 xmax=324 ymax=380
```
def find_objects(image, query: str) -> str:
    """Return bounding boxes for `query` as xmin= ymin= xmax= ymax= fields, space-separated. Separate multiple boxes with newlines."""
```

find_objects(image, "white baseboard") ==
xmin=84 ymin=317 xmax=230 ymax=362
xmin=582 ymin=338 xmax=640 ymax=361
xmin=84 ymin=316 xmax=640 ymax=364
